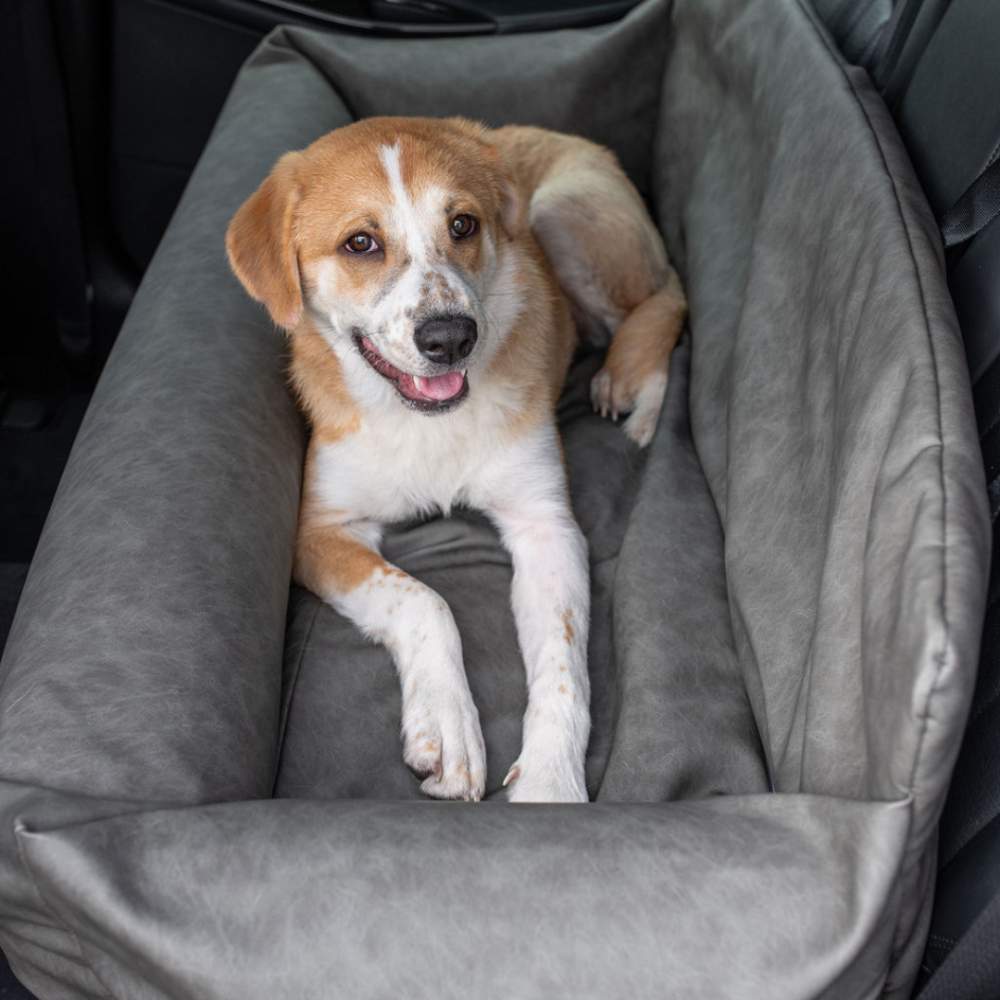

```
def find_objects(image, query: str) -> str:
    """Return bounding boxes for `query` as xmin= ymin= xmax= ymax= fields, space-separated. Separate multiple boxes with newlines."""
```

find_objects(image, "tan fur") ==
xmin=484 ymin=238 xmax=577 ymax=435
xmin=226 ymin=152 xmax=304 ymax=328
xmin=493 ymin=125 xmax=669 ymax=315
xmin=490 ymin=126 xmax=687 ymax=442
xmin=601 ymin=273 xmax=687 ymax=397
xmin=227 ymin=116 xmax=685 ymax=599
xmin=294 ymin=520 xmax=385 ymax=596
xmin=288 ymin=322 xmax=361 ymax=438
xmin=562 ymin=608 xmax=575 ymax=645
xmin=293 ymin=117 xmax=518 ymax=277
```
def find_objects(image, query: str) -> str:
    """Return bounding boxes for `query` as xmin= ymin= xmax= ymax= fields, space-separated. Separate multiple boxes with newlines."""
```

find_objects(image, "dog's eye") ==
xmin=345 ymin=232 xmax=379 ymax=254
xmin=450 ymin=214 xmax=478 ymax=240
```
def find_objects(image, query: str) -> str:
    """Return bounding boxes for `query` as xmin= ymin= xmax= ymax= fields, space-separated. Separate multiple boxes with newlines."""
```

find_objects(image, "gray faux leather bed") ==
xmin=0 ymin=1 xmax=988 ymax=997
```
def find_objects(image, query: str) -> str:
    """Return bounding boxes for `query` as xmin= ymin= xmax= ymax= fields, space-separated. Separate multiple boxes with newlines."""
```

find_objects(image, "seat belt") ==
xmin=940 ymin=155 xmax=1000 ymax=249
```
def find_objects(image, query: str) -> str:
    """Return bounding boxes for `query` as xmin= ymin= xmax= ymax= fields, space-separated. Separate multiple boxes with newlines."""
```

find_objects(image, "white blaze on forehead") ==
xmin=378 ymin=141 xmax=448 ymax=264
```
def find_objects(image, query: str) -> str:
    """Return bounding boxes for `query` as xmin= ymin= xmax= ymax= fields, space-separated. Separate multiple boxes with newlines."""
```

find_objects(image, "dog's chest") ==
xmin=311 ymin=408 xmax=498 ymax=523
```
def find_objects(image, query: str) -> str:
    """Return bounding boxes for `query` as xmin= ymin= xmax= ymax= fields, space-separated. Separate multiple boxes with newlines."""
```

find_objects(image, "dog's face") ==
xmin=226 ymin=117 xmax=524 ymax=414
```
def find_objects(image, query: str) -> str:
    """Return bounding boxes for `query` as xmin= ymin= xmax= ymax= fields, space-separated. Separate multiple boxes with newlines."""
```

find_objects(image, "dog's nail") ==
xmin=612 ymin=409 xmax=619 ymax=422
xmin=503 ymin=764 xmax=520 ymax=787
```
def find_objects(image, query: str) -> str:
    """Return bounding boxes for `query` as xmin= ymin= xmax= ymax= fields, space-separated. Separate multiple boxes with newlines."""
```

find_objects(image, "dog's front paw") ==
xmin=402 ymin=686 xmax=486 ymax=801
xmin=590 ymin=368 xmax=667 ymax=448
xmin=503 ymin=754 xmax=588 ymax=803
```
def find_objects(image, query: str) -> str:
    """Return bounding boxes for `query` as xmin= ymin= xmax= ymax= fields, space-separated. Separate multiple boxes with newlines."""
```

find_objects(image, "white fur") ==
xmin=470 ymin=425 xmax=590 ymax=801
xmin=329 ymin=532 xmax=486 ymax=801
xmin=622 ymin=371 xmax=668 ymax=447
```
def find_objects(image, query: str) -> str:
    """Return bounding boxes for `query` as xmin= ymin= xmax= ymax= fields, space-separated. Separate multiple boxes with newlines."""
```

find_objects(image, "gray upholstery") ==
xmin=0 ymin=0 xmax=988 ymax=997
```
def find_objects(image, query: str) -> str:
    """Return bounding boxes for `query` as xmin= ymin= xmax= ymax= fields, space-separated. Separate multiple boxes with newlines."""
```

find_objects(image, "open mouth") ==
xmin=354 ymin=334 xmax=469 ymax=413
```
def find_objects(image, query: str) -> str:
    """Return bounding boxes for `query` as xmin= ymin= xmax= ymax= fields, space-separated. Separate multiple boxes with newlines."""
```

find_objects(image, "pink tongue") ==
xmin=413 ymin=372 xmax=465 ymax=401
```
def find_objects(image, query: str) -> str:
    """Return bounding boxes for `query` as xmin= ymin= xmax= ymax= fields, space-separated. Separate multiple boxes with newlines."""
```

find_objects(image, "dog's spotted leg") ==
xmin=590 ymin=271 xmax=687 ymax=448
xmin=294 ymin=516 xmax=486 ymax=801
xmin=476 ymin=426 xmax=591 ymax=802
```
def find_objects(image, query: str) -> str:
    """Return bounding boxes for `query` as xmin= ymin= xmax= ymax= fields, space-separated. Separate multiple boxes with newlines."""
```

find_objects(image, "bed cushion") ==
xmin=0 ymin=1 xmax=987 ymax=997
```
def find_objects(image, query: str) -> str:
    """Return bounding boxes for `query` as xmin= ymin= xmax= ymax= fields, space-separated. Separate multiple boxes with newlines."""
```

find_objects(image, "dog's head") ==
xmin=226 ymin=116 xmax=524 ymax=414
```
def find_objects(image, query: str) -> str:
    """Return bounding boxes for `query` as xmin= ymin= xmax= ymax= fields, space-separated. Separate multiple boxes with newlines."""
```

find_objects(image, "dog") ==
xmin=226 ymin=117 xmax=686 ymax=802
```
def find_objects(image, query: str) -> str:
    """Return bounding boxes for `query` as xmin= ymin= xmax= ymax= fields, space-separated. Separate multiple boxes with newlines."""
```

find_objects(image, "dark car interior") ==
xmin=2 ymin=0 xmax=998 ymax=996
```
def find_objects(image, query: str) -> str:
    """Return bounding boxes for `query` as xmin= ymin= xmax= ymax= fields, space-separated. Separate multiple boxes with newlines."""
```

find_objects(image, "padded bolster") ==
xmin=282 ymin=0 xmax=669 ymax=199
xmin=13 ymin=794 xmax=908 ymax=1000
xmin=657 ymin=0 xmax=990 ymax=861
xmin=0 ymin=37 xmax=351 ymax=805
xmin=654 ymin=1 xmax=990 ymax=986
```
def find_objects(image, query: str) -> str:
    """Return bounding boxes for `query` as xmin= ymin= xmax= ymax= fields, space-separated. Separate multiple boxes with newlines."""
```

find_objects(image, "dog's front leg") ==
xmin=478 ymin=427 xmax=591 ymax=802
xmin=295 ymin=517 xmax=486 ymax=800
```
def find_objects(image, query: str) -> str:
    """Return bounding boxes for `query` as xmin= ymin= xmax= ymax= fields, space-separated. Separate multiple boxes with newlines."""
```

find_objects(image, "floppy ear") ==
xmin=498 ymin=174 xmax=525 ymax=240
xmin=225 ymin=152 xmax=303 ymax=329
xmin=477 ymin=137 xmax=524 ymax=240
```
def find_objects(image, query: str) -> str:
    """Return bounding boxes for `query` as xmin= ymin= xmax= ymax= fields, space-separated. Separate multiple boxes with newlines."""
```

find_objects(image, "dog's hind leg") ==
xmin=294 ymin=514 xmax=486 ymax=801
xmin=590 ymin=269 xmax=687 ymax=447
xmin=524 ymin=148 xmax=687 ymax=447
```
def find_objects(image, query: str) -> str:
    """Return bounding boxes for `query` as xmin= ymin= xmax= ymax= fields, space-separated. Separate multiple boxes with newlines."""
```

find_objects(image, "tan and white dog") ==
xmin=226 ymin=117 xmax=685 ymax=802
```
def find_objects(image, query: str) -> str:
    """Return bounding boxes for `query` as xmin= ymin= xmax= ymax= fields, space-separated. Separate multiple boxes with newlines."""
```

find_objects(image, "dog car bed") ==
xmin=0 ymin=0 xmax=989 ymax=996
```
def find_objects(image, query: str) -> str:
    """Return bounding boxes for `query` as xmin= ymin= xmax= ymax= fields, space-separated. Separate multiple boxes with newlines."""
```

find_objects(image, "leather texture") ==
xmin=11 ymin=791 xmax=909 ymax=1000
xmin=922 ymin=212 xmax=1000 ymax=990
xmin=874 ymin=2 xmax=1000 ymax=988
xmin=0 ymin=0 xmax=989 ymax=997
xmin=656 ymin=10 xmax=988 ymax=994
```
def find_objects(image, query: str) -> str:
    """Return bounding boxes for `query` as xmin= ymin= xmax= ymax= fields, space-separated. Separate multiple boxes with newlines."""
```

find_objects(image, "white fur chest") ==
xmin=311 ymin=380 xmax=524 ymax=524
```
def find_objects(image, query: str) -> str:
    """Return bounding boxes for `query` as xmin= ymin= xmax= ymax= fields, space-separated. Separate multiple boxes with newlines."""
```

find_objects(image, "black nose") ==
xmin=413 ymin=315 xmax=478 ymax=366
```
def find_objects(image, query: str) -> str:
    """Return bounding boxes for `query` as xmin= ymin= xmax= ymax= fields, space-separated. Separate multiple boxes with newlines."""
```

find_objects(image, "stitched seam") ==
xmin=13 ymin=823 xmax=119 ymax=1000
xmin=927 ymin=932 xmax=958 ymax=948
xmin=858 ymin=73 xmax=949 ymax=803
xmin=795 ymin=2 xmax=957 ymax=993
xmin=272 ymin=595 xmax=322 ymax=792
xmin=797 ymin=0 xmax=950 ymax=810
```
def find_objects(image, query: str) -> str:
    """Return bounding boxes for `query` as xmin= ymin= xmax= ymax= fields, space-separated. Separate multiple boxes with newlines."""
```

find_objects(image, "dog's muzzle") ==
xmin=413 ymin=315 xmax=478 ymax=367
